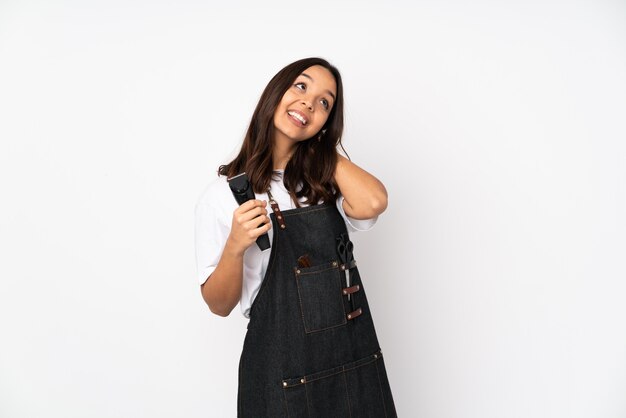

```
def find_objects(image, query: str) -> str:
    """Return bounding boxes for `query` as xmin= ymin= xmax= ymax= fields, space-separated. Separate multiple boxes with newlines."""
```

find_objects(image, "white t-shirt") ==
xmin=194 ymin=169 xmax=378 ymax=318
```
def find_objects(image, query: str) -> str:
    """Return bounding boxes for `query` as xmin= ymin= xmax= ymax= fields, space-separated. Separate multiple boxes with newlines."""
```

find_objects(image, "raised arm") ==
xmin=333 ymin=153 xmax=388 ymax=220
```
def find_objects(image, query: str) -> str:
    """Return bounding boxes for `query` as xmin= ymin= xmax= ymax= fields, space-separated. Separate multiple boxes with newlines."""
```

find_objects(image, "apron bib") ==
xmin=237 ymin=201 xmax=397 ymax=417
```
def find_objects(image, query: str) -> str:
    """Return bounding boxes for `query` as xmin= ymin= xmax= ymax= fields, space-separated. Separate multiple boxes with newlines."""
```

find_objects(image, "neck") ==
xmin=272 ymin=132 xmax=296 ymax=171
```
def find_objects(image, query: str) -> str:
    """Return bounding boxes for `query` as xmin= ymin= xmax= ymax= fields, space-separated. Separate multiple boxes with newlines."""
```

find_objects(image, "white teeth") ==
xmin=288 ymin=111 xmax=307 ymax=125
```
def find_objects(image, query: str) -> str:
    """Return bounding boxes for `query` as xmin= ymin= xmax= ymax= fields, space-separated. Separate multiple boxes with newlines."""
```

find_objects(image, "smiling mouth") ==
xmin=287 ymin=111 xmax=308 ymax=126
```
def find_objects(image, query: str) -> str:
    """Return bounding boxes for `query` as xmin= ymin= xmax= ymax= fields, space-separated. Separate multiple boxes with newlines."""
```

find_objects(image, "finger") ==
xmin=249 ymin=218 xmax=272 ymax=238
xmin=243 ymin=213 xmax=270 ymax=231
xmin=236 ymin=206 xmax=268 ymax=225
xmin=236 ymin=199 xmax=266 ymax=214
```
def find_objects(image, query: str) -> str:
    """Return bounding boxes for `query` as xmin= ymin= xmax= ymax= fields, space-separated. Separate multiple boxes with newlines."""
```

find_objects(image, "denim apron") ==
xmin=237 ymin=199 xmax=397 ymax=417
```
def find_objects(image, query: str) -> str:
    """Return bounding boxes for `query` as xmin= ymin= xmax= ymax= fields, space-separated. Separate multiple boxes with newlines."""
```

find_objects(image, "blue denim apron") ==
xmin=238 ymin=201 xmax=397 ymax=417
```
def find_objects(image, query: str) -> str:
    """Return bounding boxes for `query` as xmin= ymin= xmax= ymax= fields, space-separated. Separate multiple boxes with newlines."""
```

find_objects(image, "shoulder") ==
xmin=195 ymin=174 xmax=237 ymax=225
xmin=196 ymin=174 xmax=230 ymax=208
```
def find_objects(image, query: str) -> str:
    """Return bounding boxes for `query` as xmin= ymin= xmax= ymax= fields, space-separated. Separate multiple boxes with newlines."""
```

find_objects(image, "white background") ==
xmin=1 ymin=1 xmax=625 ymax=417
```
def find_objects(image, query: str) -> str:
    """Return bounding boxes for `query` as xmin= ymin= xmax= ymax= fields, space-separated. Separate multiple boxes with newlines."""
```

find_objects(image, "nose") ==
xmin=301 ymin=98 xmax=314 ymax=111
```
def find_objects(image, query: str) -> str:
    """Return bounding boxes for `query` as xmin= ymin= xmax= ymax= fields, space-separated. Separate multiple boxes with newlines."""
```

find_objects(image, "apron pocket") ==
xmin=282 ymin=351 xmax=385 ymax=418
xmin=294 ymin=260 xmax=346 ymax=334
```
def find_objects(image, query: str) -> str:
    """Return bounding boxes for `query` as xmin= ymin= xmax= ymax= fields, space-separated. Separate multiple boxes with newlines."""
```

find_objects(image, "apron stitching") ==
xmin=281 ymin=205 xmax=333 ymax=217
xmin=295 ymin=264 xmax=339 ymax=275
xmin=283 ymin=355 xmax=380 ymax=387
xmin=294 ymin=273 xmax=309 ymax=333
xmin=303 ymin=319 xmax=348 ymax=334
xmin=375 ymin=357 xmax=389 ymax=418
xmin=304 ymin=381 xmax=311 ymax=418
xmin=342 ymin=367 xmax=353 ymax=418
xmin=282 ymin=385 xmax=291 ymax=418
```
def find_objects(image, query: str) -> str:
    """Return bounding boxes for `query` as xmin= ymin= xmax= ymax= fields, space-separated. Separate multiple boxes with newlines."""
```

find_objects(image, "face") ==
xmin=272 ymin=65 xmax=337 ymax=146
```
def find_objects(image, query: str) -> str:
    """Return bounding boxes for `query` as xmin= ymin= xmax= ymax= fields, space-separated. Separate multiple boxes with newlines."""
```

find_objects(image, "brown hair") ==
xmin=218 ymin=57 xmax=347 ymax=207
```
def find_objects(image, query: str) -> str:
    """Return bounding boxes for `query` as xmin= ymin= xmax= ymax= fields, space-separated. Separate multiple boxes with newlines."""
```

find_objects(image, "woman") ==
xmin=195 ymin=57 xmax=397 ymax=417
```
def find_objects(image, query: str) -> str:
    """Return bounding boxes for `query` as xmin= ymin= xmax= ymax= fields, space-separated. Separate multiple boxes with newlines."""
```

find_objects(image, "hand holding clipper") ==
xmin=227 ymin=172 xmax=271 ymax=251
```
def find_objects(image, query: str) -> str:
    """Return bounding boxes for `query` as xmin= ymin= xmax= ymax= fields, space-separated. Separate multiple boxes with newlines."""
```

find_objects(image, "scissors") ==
xmin=336 ymin=233 xmax=354 ymax=302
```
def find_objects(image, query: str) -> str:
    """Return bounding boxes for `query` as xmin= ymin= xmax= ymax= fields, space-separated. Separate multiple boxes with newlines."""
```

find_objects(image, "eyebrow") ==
xmin=300 ymin=72 xmax=336 ymax=102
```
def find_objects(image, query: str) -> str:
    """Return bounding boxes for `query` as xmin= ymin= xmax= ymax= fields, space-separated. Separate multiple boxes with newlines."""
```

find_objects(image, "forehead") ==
xmin=297 ymin=65 xmax=337 ymax=95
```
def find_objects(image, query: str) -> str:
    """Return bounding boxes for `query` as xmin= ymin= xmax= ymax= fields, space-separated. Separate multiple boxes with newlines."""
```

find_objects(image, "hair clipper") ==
xmin=227 ymin=172 xmax=271 ymax=251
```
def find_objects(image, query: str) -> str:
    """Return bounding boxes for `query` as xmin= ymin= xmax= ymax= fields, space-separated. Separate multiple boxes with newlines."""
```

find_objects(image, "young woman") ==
xmin=195 ymin=57 xmax=397 ymax=417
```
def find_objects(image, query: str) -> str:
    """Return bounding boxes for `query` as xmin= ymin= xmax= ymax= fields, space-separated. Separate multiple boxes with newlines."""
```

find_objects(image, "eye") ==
xmin=294 ymin=82 xmax=306 ymax=90
xmin=320 ymin=98 xmax=329 ymax=110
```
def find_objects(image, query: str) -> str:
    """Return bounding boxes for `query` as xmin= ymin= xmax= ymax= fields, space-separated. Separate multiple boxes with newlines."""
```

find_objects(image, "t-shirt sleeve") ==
xmin=335 ymin=194 xmax=378 ymax=232
xmin=195 ymin=186 xmax=230 ymax=286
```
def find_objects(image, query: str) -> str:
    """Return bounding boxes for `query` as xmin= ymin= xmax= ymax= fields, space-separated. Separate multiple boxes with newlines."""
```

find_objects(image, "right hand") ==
xmin=227 ymin=199 xmax=272 ymax=254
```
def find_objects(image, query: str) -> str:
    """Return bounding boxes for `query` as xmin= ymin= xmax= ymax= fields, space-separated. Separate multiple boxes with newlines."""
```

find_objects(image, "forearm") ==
xmin=200 ymin=238 xmax=245 ymax=317
xmin=334 ymin=153 xmax=388 ymax=219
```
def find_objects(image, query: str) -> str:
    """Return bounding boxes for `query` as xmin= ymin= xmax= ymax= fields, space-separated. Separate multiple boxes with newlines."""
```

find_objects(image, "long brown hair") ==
xmin=218 ymin=57 xmax=347 ymax=207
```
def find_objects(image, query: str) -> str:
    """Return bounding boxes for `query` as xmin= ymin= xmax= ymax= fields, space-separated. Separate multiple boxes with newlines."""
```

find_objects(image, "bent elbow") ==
xmin=361 ymin=196 xmax=387 ymax=218
xmin=209 ymin=305 xmax=231 ymax=317
xmin=206 ymin=297 xmax=234 ymax=317
xmin=345 ymin=199 xmax=387 ymax=220
xmin=201 ymin=282 xmax=233 ymax=317
xmin=371 ymin=196 xmax=388 ymax=216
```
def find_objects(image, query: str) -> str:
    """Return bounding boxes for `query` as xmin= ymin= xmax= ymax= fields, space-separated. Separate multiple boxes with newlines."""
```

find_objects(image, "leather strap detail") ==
xmin=267 ymin=188 xmax=286 ymax=230
xmin=346 ymin=308 xmax=362 ymax=320
xmin=269 ymin=201 xmax=286 ymax=229
xmin=342 ymin=284 xmax=360 ymax=295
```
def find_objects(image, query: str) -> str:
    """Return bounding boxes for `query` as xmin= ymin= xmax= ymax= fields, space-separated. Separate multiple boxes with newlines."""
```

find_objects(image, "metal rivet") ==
xmin=340 ymin=265 xmax=345 ymax=270
xmin=332 ymin=261 xmax=338 ymax=266
xmin=356 ymin=285 xmax=360 ymax=290
xmin=273 ymin=207 xmax=279 ymax=211
xmin=277 ymin=215 xmax=282 ymax=219
xmin=343 ymin=290 xmax=347 ymax=295
xmin=280 ymin=225 xmax=286 ymax=229
xmin=283 ymin=381 xmax=287 ymax=387
xmin=374 ymin=354 xmax=378 ymax=358
xmin=296 ymin=269 xmax=301 ymax=274
xmin=300 ymin=378 xmax=305 ymax=383
xmin=347 ymin=314 xmax=352 ymax=319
